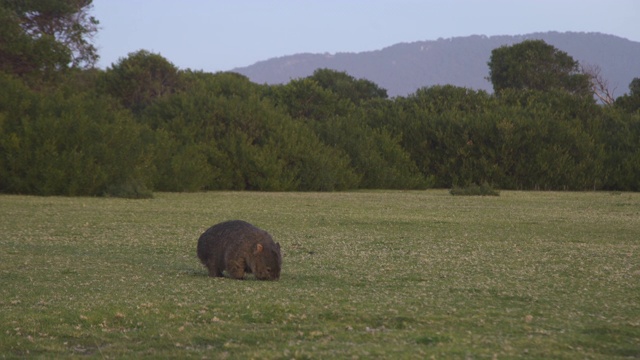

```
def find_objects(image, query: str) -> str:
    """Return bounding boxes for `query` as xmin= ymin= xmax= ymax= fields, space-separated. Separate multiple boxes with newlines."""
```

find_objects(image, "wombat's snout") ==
xmin=261 ymin=267 xmax=280 ymax=280
xmin=253 ymin=247 xmax=282 ymax=280
xmin=269 ymin=265 xmax=281 ymax=280
xmin=256 ymin=268 xmax=280 ymax=281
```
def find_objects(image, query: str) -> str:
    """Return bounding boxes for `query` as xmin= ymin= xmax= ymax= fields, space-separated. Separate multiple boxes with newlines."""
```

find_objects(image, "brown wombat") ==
xmin=197 ymin=220 xmax=281 ymax=280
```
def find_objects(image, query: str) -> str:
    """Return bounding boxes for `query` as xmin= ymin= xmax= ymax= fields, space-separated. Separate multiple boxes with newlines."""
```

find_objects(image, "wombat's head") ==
xmin=251 ymin=242 xmax=282 ymax=280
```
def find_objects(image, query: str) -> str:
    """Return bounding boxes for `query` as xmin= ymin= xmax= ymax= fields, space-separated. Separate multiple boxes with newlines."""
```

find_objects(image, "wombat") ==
xmin=197 ymin=220 xmax=281 ymax=280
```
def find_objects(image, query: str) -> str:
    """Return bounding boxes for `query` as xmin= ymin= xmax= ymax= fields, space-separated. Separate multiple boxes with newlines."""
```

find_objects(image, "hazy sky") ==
xmin=92 ymin=0 xmax=640 ymax=72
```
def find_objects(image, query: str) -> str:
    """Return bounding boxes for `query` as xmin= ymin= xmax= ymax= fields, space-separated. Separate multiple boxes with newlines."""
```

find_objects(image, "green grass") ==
xmin=1 ymin=191 xmax=639 ymax=359
xmin=450 ymin=182 xmax=500 ymax=196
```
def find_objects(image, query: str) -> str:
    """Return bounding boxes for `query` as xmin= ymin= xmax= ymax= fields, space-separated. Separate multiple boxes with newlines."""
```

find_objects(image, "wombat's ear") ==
xmin=255 ymin=243 xmax=264 ymax=254
xmin=276 ymin=242 xmax=281 ymax=250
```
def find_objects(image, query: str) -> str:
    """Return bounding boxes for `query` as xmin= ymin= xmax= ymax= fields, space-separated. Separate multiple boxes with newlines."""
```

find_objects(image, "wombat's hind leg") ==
xmin=205 ymin=260 xmax=224 ymax=277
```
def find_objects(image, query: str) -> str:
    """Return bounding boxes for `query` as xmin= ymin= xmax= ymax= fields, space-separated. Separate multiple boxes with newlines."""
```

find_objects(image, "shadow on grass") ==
xmin=416 ymin=334 xmax=452 ymax=346
xmin=177 ymin=267 xmax=208 ymax=277
xmin=579 ymin=326 xmax=640 ymax=357
xmin=179 ymin=267 xmax=288 ymax=281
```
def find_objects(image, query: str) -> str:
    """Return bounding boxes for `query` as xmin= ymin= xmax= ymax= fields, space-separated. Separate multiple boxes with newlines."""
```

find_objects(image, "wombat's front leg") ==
xmin=225 ymin=259 xmax=246 ymax=280
xmin=205 ymin=260 xmax=224 ymax=277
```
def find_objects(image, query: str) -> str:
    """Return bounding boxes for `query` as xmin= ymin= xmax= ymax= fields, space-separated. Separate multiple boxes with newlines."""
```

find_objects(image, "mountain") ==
xmin=232 ymin=32 xmax=640 ymax=98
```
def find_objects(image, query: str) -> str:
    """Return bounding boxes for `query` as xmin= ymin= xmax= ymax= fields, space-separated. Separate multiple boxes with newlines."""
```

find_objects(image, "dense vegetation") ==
xmin=1 ymin=3 xmax=639 ymax=196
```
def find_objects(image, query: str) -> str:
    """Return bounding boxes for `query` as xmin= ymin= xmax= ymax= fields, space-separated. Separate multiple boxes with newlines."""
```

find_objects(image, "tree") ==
xmin=267 ymin=77 xmax=353 ymax=121
xmin=0 ymin=0 xmax=99 ymax=78
xmin=100 ymin=50 xmax=183 ymax=113
xmin=582 ymin=63 xmax=616 ymax=105
xmin=0 ymin=71 xmax=154 ymax=196
xmin=615 ymin=77 xmax=640 ymax=113
xmin=389 ymin=86 xmax=495 ymax=187
xmin=309 ymin=68 xmax=388 ymax=104
xmin=312 ymin=113 xmax=427 ymax=189
xmin=141 ymin=71 xmax=360 ymax=191
xmin=487 ymin=40 xmax=592 ymax=97
xmin=630 ymin=78 xmax=640 ymax=96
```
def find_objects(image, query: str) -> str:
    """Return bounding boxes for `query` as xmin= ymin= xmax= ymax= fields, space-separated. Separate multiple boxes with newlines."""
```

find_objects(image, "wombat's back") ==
xmin=197 ymin=220 xmax=254 ymax=263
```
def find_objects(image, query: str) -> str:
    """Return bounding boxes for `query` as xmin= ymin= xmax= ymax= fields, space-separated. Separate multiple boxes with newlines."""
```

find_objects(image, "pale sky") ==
xmin=92 ymin=0 xmax=640 ymax=72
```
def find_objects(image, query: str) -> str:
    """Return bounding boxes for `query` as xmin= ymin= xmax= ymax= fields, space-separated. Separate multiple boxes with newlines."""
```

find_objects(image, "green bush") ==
xmin=3 ymin=60 xmax=640 ymax=195
xmin=104 ymin=178 xmax=153 ymax=199
xmin=0 ymin=72 xmax=153 ymax=196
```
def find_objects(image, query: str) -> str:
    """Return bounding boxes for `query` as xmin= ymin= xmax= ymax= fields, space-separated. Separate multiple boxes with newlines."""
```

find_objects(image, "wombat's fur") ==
xmin=197 ymin=220 xmax=281 ymax=280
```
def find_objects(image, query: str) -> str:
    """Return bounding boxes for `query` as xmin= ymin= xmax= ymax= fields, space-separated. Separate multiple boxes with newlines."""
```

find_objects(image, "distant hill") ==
xmin=232 ymin=32 xmax=640 ymax=98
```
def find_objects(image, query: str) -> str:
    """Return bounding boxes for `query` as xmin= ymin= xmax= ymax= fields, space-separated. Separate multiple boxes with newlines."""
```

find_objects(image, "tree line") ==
xmin=1 ymin=2 xmax=639 ymax=196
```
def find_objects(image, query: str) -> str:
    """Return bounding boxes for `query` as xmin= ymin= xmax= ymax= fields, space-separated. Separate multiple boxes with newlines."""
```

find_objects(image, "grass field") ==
xmin=1 ymin=190 xmax=639 ymax=359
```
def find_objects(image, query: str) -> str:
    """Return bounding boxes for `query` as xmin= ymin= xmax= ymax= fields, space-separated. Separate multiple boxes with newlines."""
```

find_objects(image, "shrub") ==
xmin=104 ymin=178 xmax=153 ymax=199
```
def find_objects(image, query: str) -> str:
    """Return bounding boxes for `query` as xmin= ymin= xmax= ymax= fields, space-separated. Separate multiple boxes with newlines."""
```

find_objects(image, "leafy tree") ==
xmin=267 ymin=77 xmax=354 ymax=121
xmin=309 ymin=68 xmax=388 ymax=104
xmin=494 ymin=89 xmax=605 ymax=190
xmin=389 ymin=86 xmax=495 ymax=187
xmin=488 ymin=40 xmax=591 ymax=98
xmin=142 ymin=71 xmax=359 ymax=191
xmin=100 ymin=50 xmax=183 ymax=113
xmin=269 ymin=74 xmax=426 ymax=189
xmin=313 ymin=113 xmax=427 ymax=189
xmin=406 ymin=85 xmax=492 ymax=114
xmin=615 ymin=77 xmax=640 ymax=113
xmin=0 ymin=0 xmax=98 ymax=79
xmin=269 ymin=70 xmax=388 ymax=123
xmin=0 ymin=72 xmax=153 ymax=196
xmin=596 ymin=106 xmax=640 ymax=190
xmin=630 ymin=78 xmax=640 ymax=95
